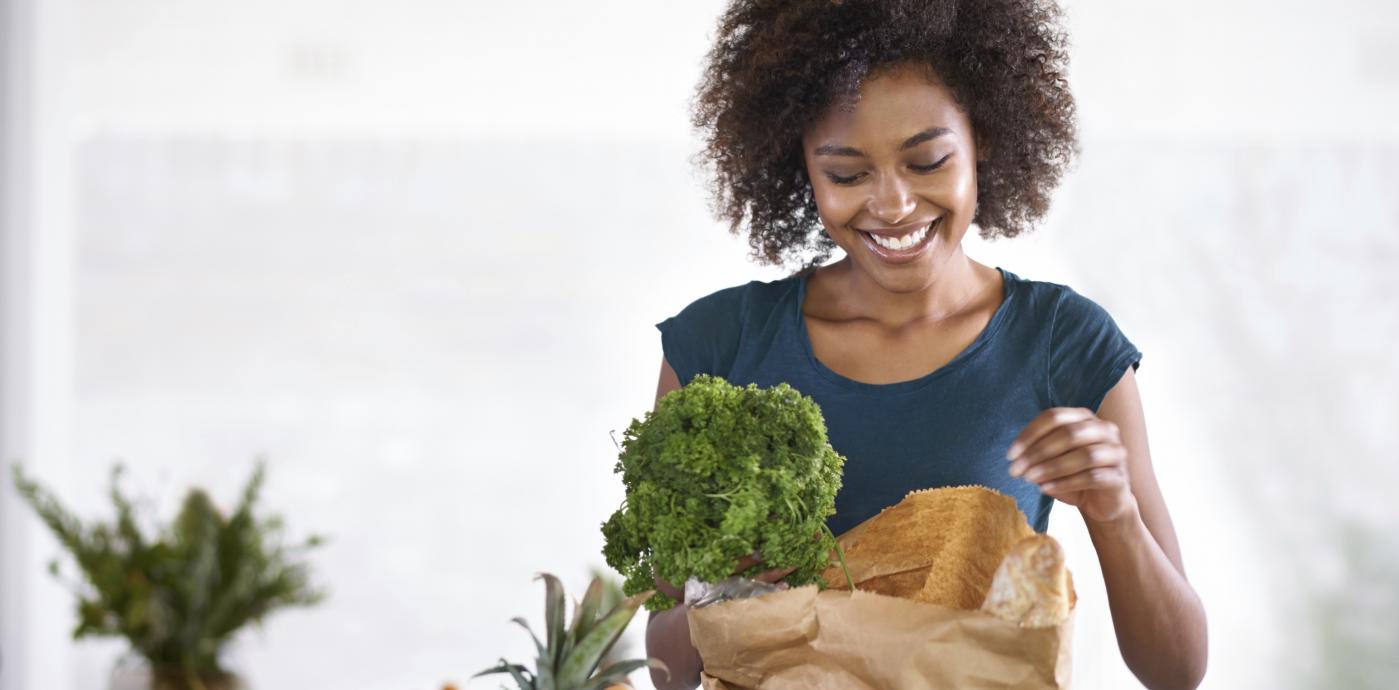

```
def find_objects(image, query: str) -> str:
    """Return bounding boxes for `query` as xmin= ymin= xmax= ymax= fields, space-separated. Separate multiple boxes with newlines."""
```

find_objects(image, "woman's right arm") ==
xmin=646 ymin=600 xmax=704 ymax=690
xmin=645 ymin=358 xmax=704 ymax=690
xmin=653 ymin=356 xmax=683 ymax=413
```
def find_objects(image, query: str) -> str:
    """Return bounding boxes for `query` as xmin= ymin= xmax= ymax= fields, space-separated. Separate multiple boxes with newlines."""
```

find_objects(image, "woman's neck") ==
xmin=813 ymin=248 xmax=990 ymax=330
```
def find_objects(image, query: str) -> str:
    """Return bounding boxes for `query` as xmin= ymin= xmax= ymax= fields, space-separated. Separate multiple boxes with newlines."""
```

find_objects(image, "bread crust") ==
xmin=980 ymin=533 xmax=1076 ymax=627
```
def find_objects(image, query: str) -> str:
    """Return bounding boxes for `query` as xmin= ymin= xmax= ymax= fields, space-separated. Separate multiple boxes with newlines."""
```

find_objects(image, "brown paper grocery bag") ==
xmin=688 ymin=584 xmax=1072 ymax=690
xmin=817 ymin=486 xmax=1038 ymax=609
xmin=685 ymin=486 xmax=1074 ymax=689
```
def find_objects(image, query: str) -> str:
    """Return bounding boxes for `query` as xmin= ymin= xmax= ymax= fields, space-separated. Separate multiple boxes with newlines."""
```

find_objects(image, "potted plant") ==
xmin=10 ymin=460 xmax=326 ymax=690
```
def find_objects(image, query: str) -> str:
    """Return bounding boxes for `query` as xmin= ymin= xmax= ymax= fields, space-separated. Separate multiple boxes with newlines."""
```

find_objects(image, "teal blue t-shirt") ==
xmin=654 ymin=267 xmax=1142 ymax=535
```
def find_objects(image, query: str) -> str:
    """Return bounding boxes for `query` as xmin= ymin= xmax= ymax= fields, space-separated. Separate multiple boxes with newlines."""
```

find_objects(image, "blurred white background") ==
xmin=2 ymin=1 xmax=1396 ymax=689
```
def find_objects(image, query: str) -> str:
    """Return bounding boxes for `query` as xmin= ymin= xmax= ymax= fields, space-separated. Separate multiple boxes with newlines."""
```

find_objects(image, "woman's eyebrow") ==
xmin=813 ymin=127 xmax=953 ymax=157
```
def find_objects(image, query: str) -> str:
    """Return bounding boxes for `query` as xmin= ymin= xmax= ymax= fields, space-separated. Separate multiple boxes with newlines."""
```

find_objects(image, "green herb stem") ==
xmin=821 ymin=522 xmax=856 ymax=592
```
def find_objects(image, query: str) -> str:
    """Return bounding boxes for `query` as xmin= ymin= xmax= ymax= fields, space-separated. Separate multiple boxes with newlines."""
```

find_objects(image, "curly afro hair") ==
xmin=692 ymin=0 xmax=1078 ymax=274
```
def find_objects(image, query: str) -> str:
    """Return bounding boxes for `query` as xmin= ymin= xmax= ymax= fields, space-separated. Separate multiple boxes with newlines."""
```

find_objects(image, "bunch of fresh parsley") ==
xmin=601 ymin=374 xmax=847 ymax=611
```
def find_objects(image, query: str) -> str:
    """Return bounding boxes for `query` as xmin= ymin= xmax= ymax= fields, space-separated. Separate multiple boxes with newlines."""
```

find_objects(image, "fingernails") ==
xmin=1009 ymin=461 xmax=1025 ymax=477
xmin=1006 ymin=442 xmax=1023 ymax=460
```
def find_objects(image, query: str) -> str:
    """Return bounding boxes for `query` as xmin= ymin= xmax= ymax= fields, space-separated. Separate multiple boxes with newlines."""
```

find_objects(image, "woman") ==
xmin=645 ymin=1 xmax=1207 ymax=689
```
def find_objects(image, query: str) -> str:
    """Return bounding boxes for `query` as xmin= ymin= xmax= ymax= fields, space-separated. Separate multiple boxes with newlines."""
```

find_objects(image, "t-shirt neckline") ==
xmin=794 ymin=266 xmax=1017 ymax=394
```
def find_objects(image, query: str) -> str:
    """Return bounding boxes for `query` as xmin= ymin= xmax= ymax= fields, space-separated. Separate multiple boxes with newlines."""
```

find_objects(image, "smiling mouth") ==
xmin=858 ymin=218 xmax=940 ymax=252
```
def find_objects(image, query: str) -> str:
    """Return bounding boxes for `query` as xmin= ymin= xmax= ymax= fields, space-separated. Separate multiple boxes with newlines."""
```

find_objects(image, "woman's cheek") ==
xmin=947 ymin=164 xmax=978 ymax=209
xmin=815 ymin=186 xmax=861 ymax=229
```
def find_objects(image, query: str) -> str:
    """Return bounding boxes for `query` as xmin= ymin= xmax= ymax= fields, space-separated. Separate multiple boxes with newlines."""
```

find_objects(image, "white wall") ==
xmin=2 ymin=1 xmax=1396 ymax=689
xmin=2 ymin=0 xmax=80 ymax=689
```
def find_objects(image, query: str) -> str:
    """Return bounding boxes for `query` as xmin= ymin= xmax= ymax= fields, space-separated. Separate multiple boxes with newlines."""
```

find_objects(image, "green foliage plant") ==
xmin=473 ymin=572 xmax=665 ymax=690
xmin=10 ymin=460 xmax=325 ymax=690
xmin=601 ymin=374 xmax=851 ymax=611
xmin=585 ymin=567 xmax=633 ymax=672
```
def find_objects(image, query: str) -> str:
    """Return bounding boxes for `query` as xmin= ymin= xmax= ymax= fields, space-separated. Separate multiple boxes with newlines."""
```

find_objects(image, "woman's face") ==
xmin=801 ymin=62 xmax=982 ymax=292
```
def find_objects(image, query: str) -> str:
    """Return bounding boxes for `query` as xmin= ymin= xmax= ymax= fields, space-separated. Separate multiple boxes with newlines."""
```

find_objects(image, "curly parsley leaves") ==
xmin=601 ymin=375 xmax=846 ymax=611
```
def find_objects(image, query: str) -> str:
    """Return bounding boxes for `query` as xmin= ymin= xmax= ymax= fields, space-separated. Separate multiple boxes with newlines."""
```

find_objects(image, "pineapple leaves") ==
xmin=556 ymin=590 xmax=653 ymax=687
xmin=562 ymin=576 xmax=604 ymax=662
xmin=569 ymin=577 xmax=605 ymax=645
xmin=535 ymin=572 xmax=568 ymax=673
xmin=578 ymin=658 xmax=667 ymax=690
xmin=482 ymin=573 xmax=654 ymax=690
xmin=471 ymin=658 xmax=536 ymax=690
xmin=510 ymin=617 xmax=546 ymax=659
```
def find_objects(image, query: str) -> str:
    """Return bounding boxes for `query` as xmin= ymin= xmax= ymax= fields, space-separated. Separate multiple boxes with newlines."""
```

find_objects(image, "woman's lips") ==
xmin=858 ymin=218 xmax=939 ymax=263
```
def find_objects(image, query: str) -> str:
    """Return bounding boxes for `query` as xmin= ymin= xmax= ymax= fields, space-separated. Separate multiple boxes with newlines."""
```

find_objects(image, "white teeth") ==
xmin=870 ymin=222 xmax=931 ymax=251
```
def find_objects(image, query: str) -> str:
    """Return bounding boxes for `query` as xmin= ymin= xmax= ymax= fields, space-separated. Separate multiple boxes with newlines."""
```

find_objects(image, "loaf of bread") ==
xmin=821 ymin=486 xmax=1036 ymax=609
xmin=818 ymin=485 xmax=1076 ymax=626
xmin=979 ymin=533 xmax=1076 ymax=627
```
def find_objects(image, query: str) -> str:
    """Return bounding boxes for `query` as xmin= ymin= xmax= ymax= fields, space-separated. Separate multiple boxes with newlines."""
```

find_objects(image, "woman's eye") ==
xmin=910 ymin=153 xmax=953 ymax=173
xmin=823 ymin=153 xmax=953 ymax=185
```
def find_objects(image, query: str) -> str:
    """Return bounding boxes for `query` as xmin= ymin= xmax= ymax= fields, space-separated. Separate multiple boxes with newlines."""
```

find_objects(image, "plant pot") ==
xmin=108 ymin=659 xmax=245 ymax=690
xmin=150 ymin=667 xmax=243 ymax=690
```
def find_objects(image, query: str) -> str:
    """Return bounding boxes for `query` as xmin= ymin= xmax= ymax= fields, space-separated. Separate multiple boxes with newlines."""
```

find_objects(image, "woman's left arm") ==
xmin=1006 ymin=366 xmax=1208 ymax=690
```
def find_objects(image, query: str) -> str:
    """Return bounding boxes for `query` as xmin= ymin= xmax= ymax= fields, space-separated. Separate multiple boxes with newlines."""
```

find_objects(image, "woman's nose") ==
xmin=866 ymin=173 xmax=917 ymax=226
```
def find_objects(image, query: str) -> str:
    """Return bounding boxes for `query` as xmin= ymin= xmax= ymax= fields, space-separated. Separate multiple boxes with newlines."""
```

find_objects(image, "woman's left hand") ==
xmin=1007 ymin=407 xmax=1139 ymax=524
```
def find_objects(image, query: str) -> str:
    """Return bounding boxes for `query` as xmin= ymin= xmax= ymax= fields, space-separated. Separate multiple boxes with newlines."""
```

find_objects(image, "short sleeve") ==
xmin=1047 ymin=287 xmax=1142 ymax=413
xmin=654 ymin=282 xmax=751 ymax=386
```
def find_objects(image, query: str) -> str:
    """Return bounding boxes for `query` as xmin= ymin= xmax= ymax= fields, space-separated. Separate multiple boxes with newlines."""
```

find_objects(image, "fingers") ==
xmin=1006 ymin=408 xmax=1097 ymax=461
xmin=1038 ymin=464 xmax=1129 ymax=496
xmin=651 ymin=549 xmax=794 ymax=592
xmin=1017 ymin=442 xmax=1126 ymax=485
xmin=753 ymin=565 xmax=798 ymax=584
xmin=1008 ymin=413 xmax=1121 ymax=478
xmin=732 ymin=550 xmax=796 ymax=584
xmin=729 ymin=550 xmax=765 ymax=577
xmin=654 ymin=560 xmax=792 ymax=604
xmin=652 ymin=572 xmax=683 ymax=601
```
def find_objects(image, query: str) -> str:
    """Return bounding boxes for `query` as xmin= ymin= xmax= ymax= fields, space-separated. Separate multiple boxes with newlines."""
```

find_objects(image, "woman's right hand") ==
xmin=653 ymin=550 xmax=798 ymax=603
xmin=647 ymin=551 xmax=796 ymax=690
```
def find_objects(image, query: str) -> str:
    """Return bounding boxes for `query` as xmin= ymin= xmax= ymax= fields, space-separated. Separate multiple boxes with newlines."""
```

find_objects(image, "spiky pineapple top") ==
xmin=474 ymin=573 xmax=666 ymax=690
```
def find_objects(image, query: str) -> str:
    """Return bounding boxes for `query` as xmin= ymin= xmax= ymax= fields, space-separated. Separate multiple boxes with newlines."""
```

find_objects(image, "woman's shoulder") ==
xmin=1000 ymin=268 xmax=1141 ymax=410
xmin=1000 ymin=268 xmax=1120 ymax=326
xmin=656 ymin=274 xmax=801 ymax=385
xmin=667 ymin=273 xmax=801 ymax=323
